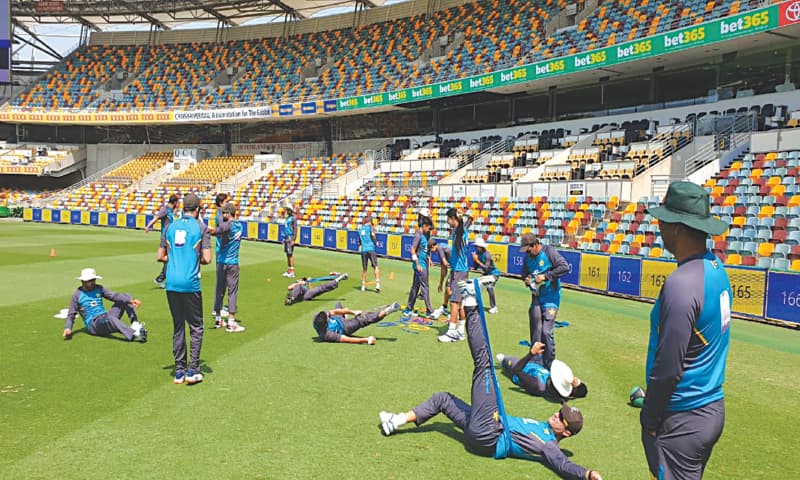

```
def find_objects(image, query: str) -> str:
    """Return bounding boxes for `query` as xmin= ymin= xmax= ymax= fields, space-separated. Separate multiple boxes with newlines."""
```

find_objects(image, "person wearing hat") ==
xmin=208 ymin=202 xmax=244 ymax=333
xmin=496 ymin=342 xmax=588 ymax=400
xmin=640 ymin=181 xmax=732 ymax=480
xmin=519 ymin=233 xmax=570 ymax=369
xmin=358 ymin=214 xmax=381 ymax=293
xmin=312 ymin=302 xmax=402 ymax=345
xmin=379 ymin=277 xmax=602 ymax=480
xmin=145 ymin=193 xmax=180 ymax=288
xmin=281 ymin=205 xmax=298 ymax=278
xmin=472 ymin=237 xmax=500 ymax=314
xmin=416 ymin=206 xmax=431 ymax=229
xmin=158 ymin=193 xmax=212 ymax=385
xmin=62 ymin=268 xmax=147 ymax=343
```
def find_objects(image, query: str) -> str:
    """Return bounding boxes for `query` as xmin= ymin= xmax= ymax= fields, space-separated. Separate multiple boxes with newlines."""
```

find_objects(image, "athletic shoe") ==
xmin=282 ymin=271 xmax=295 ymax=278
xmin=367 ymin=336 xmax=376 ymax=345
xmin=430 ymin=307 xmax=445 ymax=320
xmin=186 ymin=370 xmax=203 ymax=385
xmin=402 ymin=308 xmax=413 ymax=317
xmin=131 ymin=321 xmax=142 ymax=332
xmin=379 ymin=411 xmax=402 ymax=436
xmin=488 ymin=306 xmax=499 ymax=314
xmin=336 ymin=272 xmax=349 ymax=283
xmin=226 ymin=321 xmax=245 ymax=333
xmin=437 ymin=330 xmax=465 ymax=343
xmin=376 ymin=283 xmax=381 ymax=293
xmin=361 ymin=284 xmax=366 ymax=292
xmin=496 ymin=353 xmax=505 ymax=364
xmin=174 ymin=372 xmax=186 ymax=385
xmin=380 ymin=302 xmax=402 ymax=316
xmin=133 ymin=322 xmax=147 ymax=343
xmin=154 ymin=279 xmax=165 ymax=289
xmin=214 ymin=318 xmax=226 ymax=329
xmin=212 ymin=308 xmax=230 ymax=318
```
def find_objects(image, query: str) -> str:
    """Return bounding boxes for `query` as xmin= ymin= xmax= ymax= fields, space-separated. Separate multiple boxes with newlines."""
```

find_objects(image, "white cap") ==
xmin=417 ymin=207 xmax=431 ymax=217
xmin=76 ymin=268 xmax=102 ymax=282
xmin=550 ymin=359 xmax=574 ymax=398
xmin=474 ymin=237 xmax=488 ymax=249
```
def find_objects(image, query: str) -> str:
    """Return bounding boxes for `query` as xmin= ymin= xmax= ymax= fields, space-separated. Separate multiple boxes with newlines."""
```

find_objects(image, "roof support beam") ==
xmin=12 ymin=20 xmax=64 ymax=60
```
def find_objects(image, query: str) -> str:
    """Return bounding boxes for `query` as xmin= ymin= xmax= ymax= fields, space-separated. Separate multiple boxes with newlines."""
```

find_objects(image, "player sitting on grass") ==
xmin=497 ymin=342 xmax=588 ymax=400
xmin=379 ymin=276 xmax=602 ymax=480
xmin=313 ymin=302 xmax=402 ymax=345
xmin=62 ymin=268 xmax=147 ymax=343
xmin=285 ymin=272 xmax=348 ymax=305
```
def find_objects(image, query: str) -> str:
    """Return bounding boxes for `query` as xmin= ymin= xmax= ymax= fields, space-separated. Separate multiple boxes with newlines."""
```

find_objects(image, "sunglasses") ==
xmin=558 ymin=411 xmax=569 ymax=429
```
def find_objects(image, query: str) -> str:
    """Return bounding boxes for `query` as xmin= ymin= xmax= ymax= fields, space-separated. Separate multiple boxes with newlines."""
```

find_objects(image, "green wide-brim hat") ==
xmin=646 ymin=181 xmax=728 ymax=236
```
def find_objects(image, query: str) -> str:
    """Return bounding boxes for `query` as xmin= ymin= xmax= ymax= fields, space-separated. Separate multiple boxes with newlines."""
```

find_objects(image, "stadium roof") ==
xmin=11 ymin=0 xmax=389 ymax=30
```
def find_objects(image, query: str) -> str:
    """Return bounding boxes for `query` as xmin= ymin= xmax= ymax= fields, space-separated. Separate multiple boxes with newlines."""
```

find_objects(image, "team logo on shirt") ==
xmin=539 ymin=260 xmax=545 ymax=267
xmin=548 ymin=308 xmax=556 ymax=316
xmin=175 ymin=229 xmax=187 ymax=246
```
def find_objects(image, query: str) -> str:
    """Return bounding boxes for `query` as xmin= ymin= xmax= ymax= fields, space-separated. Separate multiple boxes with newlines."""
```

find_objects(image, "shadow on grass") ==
xmin=161 ymin=359 xmax=213 ymax=377
xmin=311 ymin=336 xmax=398 ymax=343
xmin=386 ymin=422 xmax=466 ymax=446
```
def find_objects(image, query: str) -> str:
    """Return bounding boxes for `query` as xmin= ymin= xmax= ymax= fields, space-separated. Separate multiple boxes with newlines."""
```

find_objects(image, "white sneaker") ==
xmin=226 ymin=321 xmax=245 ymax=333
xmin=496 ymin=353 xmax=505 ymax=364
xmin=458 ymin=275 xmax=498 ymax=299
xmin=220 ymin=308 xmax=229 ymax=318
xmin=430 ymin=307 xmax=444 ymax=320
xmin=367 ymin=336 xmax=376 ymax=345
xmin=361 ymin=284 xmax=366 ymax=292
xmin=438 ymin=330 xmax=465 ymax=343
xmin=379 ymin=411 xmax=401 ymax=436
xmin=488 ymin=306 xmax=498 ymax=314
xmin=186 ymin=371 xmax=203 ymax=385
xmin=376 ymin=283 xmax=381 ymax=293
xmin=130 ymin=321 xmax=142 ymax=334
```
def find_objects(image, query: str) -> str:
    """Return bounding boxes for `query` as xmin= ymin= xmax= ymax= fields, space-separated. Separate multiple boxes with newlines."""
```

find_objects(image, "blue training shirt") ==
xmin=643 ymin=251 xmax=731 ymax=429
xmin=512 ymin=361 xmax=550 ymax=387
xmin=359 ymin=224 xmax=376 ymax=253
xmin=524 ymin=247 xmax=561 ymax=308
xmin=450 ymin=228 xmax=469 ymax=272
xmin=216 ymin=220 xmax=242 ymax=265
xmin=412 ymin=231 xmax=429 ymax=271
xmin=284 ymin=215 xmax=295 ymax=240
xmin=479 ymin=250 xmax=501 ymax=276
xmin=163 ymin=217 xmax=210 ymax=293
xmin=215 ymin=209 xmax=224 ymax=255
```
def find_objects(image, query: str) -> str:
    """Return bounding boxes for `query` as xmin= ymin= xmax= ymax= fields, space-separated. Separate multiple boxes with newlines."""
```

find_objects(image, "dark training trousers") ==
xmin=303 ymin=280 xmax=339 ymax=301
xmin=412 ymin=305 xmax=503 ymax=456
xmin=642 ymin=399 xmax=725 ymax=480
xmin=166 ymin=291 xmax=204 ymax=374
xmin=342 ymin=311 xmax=382 ymax=335
xmin=214 ymin=263 xmax=240 ymax=314
xmin=86 ymin=301 xmax=138 ymax=341
xmin=528 ymin=296 xmax=557 ymax=369
xmin=407 ymin=269 xmax=433 ymax=313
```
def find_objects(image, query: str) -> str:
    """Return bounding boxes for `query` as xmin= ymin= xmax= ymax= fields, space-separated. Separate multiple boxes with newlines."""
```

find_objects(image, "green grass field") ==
xmin=1 ymin=222 xmax=798 ymax=479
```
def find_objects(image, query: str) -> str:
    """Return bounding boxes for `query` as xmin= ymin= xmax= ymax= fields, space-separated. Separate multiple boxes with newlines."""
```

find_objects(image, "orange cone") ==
xmin=50 ymin=248 xmax=57 ymax=257
xmin=389 ymin=271 xmax=394 ymax=281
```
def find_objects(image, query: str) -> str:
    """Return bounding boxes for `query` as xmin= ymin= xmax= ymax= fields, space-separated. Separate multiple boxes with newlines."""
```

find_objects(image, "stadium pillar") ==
xmin=548 ymin=86 xmax=557 ymax=121
xmin=322 ymin=119 xmax=333 ymax=157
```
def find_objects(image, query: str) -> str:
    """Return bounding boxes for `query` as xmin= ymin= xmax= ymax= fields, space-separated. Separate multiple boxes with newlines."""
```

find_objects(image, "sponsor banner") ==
xmin=386 ymin=234 xmax=402 ymax=258
xmin=125 ymin=213 xmax=137 ymax=229
xmin=107 ymin=213 xmax=117 ymax=227
xmin=173 ymin=107 xmax=272 ymax=123
xmin=640 ymin=259 xmax=677 ymax=300
xmin=579 ymin=253 xmax=610 ymax=291
xmin=0 ymin=165 xmax=43 ymax=174
xmin=51 ymin=209 xmax=60 ymax=223
xmin=558 ymin=250 xmax=581 ymax=286
xmin=374 ymin=233 xmax=388 ymax=256
xmin=507 ymin=244 xmax=526 ymax=277
xmin=323 ymin=228 xmax=337 ymax=249
xmin=779 ymin=0 xmax=800 ymax=26
xmin=300 ymin=102 xmax=317 ymax=114
xmin=81 ymin=211 xmax=90 ymax=224
xmin=258 ymin=222 xmax=270 ymax=241
xmin=486 ymin=242 xmax=508 ymax=274
xmin=0 ymin=111 xmax=174 ymax=124
xmin=727 ymin=266 xmax=767 ymax=317
xmin=401 ymin=234 xmax=415 ymax=260
xmin=299 ymin=226 xmax=312 ymax=246
xmin=90 ymin=211 xmax=99 ymax=225
xmin=279 ymin=104 xmax=295 ymax=116
xmin=41 ymin=208 xmax=51 ymax=222
xmin=246 ymin=221 xmax=258 ymax=239
xmin=311 ymin=227 xmax=324 ymax=247
xmin=32 ymin=208 xmax=42 ymax=222
xmin=136 ymin=214 xmax=147 ymax=229
xmin=336 ymin=229 xmax=348 ymax=251
xmin=765 ymin=271 xmax=800 ymax=324
xmin=323 ymin=100 xmax=338 ymax=113
xmin=268 ymin=223 xmax=279 ymax=242
xmin=23 ymin=208 xmax=33 ymax=221
xmin=607 ymin=256 xmax=642 ymax=297
xmin=346 ymin=230 xmax=361 ymax=252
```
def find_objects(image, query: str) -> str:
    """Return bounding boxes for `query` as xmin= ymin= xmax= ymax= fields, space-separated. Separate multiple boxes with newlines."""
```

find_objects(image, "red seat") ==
xmin=600 ymin=243 xmax=610 ymax=253
xmin=772 ymin=230 xmax=788 ymax=244
xmin=774 ymin=218 xmax=789 ymax=230
xmin=741 ymin=256 xmax=757 ymax=266
xmin=775 ymin=196 xmax=788 ymax=207
xmin=790 ymin=245 xmax=800 ymax=261
xmin=630 ymin=245 xmax=641 ymax=256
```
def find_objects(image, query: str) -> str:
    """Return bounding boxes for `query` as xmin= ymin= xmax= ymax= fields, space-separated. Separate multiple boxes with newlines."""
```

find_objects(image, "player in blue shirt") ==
xmin=208 ymin=202 xmax=244 ymax=333
xmin=379 ymin=277 xmax=602 ymax=480
xmin=158 ymin=193 xmax=211 ymax=385
xmin=428 ymin=240 xmax=451 ymax=320
xmin=211 ymin=192 xmax=230 ymax=321
xmin=497 ymin=342 xmax=588 ymax=400
xmin=285 ymin=272 xmax=349 ymax=305
xmin=438 ymin=208 xmax=473 ymax=342
xmin=313 ymin=302 xmax=401 ymax=345
xmin=519 ymin=233 xmax=570 ymax=369
xmin=641 ymin=182 xmax=731 ymax=480
xmin=62 ymin=268 xmax=146 ymax=342
xmin=144 ymin=194 xmax=179 ymax=288
xmin=282 ymin=205 xmax=297 ymax=278
xmin=473 ymin=237 xmax=500 ymax=314
xmin=358 ymin=215 xmax=381 ymax=292
xmin=405 ymin=216 xmax=433 ymax=316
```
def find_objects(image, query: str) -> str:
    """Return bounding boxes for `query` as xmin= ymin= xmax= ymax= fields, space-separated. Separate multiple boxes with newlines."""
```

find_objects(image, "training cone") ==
xmin=50 ymin=248 xmax=57 ymax=257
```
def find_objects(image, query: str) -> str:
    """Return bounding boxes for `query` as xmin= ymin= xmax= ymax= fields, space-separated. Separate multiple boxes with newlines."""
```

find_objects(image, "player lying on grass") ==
xmin=379 ymin=276 xmax=602 ymax=480
xmin=62 ymin=268 xmax=147 ymax=343
xmin=285 ymin=272 xmax=348 ymax=305
xmin=496 ymin=342 xmax=588 ymax=400
xmin=313 ymin=302 xmax=402 ymax=344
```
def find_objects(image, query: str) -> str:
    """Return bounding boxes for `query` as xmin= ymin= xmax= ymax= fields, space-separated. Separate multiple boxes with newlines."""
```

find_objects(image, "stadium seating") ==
xmin=161 ymin=155 xmax=255 ymax=190
xmin=11 ymin=0 xmax=763 ymax=111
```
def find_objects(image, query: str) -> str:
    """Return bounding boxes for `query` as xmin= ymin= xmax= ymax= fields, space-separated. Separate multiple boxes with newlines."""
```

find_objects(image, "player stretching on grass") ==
xmin=285 ymin=272 xmax=349 ymax=305
xmin=62 ymin=268 xmax=147 ymax=343
xmin=313 ymin=302 xmax=402 ymax=344
xmin=379 ymin=277 xmax=603 ymax=480
xmin=496 ymin=342 xmax=588 ymax=400
xmin=358 ymin=215 xmax=381 ymax=292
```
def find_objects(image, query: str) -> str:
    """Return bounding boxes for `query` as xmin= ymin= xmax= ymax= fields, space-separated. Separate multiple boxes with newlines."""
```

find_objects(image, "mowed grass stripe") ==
xmin=1 ymin=223 xmax=798 ymax=479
